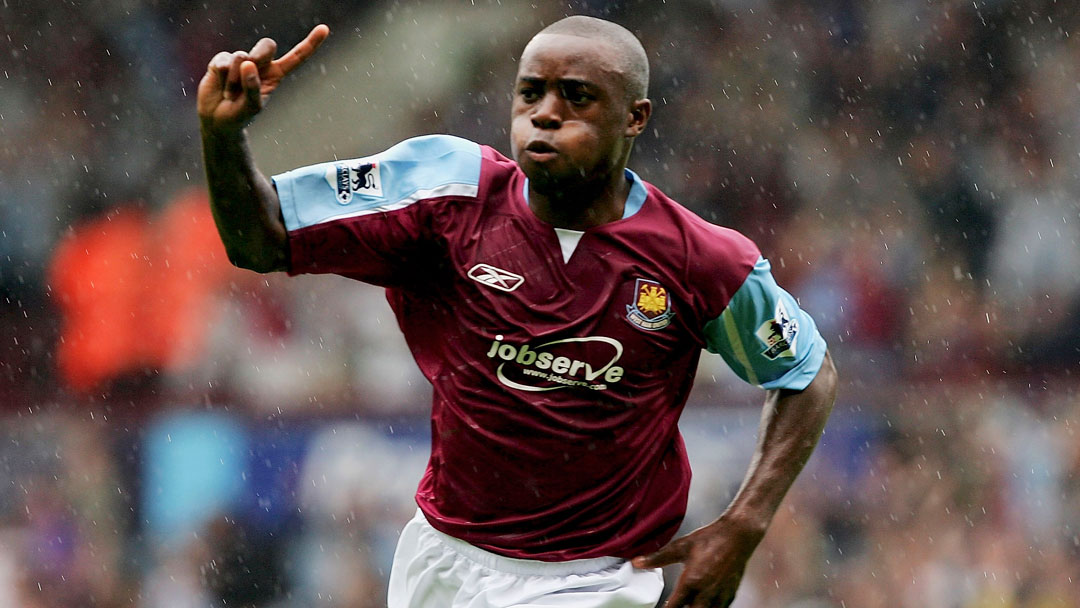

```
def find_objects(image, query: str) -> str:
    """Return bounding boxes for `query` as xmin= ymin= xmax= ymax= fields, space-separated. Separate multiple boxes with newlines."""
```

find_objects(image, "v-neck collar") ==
xmin=552 ymin=228 xmax=585 ymax=263
xmin=514 ymin=169 xmax=648 ymax=266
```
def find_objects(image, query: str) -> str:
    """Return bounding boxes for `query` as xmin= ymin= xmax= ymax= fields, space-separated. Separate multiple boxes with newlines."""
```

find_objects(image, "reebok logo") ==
xmin=468 ymin=263 xmax=524 ymax=292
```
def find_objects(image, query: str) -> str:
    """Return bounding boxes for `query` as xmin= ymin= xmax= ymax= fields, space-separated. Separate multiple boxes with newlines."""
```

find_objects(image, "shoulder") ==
xmin=389 ymin=135 xmax=521 ymax=197
xmin=627 ymin=181 xmax=761 ymax=316
xmin=639 ymin=181 xmax=760 ymax=270
xmin=382 ymin=133 xmax=479 ymax=158
xmin=376 ymin=134 xmax=484 ymax=185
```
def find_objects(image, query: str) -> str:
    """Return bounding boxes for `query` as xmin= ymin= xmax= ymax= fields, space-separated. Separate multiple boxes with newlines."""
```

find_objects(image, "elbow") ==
xmin=218 ymin=227 xmax=288 ymax=274
xmin=224 ymin=246 xmax=286 ymax=274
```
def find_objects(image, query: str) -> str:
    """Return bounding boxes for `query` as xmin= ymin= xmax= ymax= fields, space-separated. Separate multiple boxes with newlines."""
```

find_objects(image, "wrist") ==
xmin=199 ymin=117 xmax=248 ymax=141
xmin=717 ymin=505 xmax=772 ymax=542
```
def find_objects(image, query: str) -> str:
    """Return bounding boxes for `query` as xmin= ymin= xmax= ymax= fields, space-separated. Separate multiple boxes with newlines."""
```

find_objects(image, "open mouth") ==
xmin=524 ymin=141 xmax=558 ymax=160
xmin=526 ymin=141 xmax=556 ymax=153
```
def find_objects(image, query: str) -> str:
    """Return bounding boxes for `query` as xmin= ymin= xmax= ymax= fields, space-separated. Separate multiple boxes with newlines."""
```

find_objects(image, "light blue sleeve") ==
xmin=271 ymin=134 xmax=482 ymax=233
xmin=703 ymin=257 xmax=827 ymax=390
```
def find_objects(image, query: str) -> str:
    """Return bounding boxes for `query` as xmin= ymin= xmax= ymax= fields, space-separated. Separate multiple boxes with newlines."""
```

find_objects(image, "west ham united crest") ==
xmin=626 ymin=278 xmax=675 ymax=331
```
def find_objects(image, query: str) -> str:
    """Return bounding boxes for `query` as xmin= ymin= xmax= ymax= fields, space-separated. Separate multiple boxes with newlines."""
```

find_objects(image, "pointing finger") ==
xmin=274 ymin=24 xmax=330 ymax=76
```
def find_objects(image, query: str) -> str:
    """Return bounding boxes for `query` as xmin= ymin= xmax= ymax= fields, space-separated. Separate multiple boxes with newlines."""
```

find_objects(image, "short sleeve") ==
xmin=271 ymin=134 xmax=482 ymax=283
xmin=702 ymin=257 xmax=827 ymax=390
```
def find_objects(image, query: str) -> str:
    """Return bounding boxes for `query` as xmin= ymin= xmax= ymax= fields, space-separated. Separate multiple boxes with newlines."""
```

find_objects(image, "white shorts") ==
xmin=388 ymin=510 xmax=664 ymax=608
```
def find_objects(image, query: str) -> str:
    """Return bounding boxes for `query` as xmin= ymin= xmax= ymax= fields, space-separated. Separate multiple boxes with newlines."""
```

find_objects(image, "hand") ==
xmin=197 ymin=24 xmax=330 ymax=132
xmin=631 ymin=515 xmax=766 ymax=607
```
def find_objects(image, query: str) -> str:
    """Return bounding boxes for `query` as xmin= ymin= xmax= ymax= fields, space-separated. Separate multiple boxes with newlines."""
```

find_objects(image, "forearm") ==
xmin=201 ymin=123 xmax=287 ymax=272
xmin=723 ymin=351 xmax=838 ymax=533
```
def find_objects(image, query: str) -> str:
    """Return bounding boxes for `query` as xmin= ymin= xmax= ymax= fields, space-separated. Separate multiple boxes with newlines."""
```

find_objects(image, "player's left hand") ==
xmin=631 ymin=513 xmax=765 ymax=607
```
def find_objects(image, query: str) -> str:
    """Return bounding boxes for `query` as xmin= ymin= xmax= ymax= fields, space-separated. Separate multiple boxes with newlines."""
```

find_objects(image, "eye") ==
xmin=561 ymin=86 xmax=593 ymax=106
xmin=518 ymin=87 xmax=541 ymax=103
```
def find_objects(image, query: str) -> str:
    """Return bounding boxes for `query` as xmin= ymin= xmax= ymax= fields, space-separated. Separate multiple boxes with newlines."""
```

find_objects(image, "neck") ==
xmin=527 ymin=169 xmax=630 ymax=230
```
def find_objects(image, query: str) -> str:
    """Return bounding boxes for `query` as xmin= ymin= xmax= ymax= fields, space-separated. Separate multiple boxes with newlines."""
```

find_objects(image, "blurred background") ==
xmin=1 ymin=0 xmax=1079 ymax=606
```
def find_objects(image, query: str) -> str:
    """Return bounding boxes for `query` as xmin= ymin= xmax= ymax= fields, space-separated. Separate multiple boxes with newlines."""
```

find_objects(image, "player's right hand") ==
xmin=197 ymin=24 xmax=330 ymax=132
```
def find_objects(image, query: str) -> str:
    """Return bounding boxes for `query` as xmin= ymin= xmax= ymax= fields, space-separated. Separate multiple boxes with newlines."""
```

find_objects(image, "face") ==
xmin=510 ymin=34 xmax=649 ymax=194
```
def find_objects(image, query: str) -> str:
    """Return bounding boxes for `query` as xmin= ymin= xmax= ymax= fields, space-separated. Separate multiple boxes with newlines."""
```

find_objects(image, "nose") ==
xmin=530 ymin=92 xmax=562 ymax=129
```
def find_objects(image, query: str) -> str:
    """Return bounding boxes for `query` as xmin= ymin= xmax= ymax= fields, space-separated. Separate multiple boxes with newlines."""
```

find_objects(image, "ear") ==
xmin=625 ymin=98 xmax=652 ymax=137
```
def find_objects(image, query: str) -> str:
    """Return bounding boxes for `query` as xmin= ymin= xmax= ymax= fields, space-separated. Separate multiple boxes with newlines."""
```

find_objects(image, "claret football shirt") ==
xmin=273 ymin=135 xmax=827 ymax=560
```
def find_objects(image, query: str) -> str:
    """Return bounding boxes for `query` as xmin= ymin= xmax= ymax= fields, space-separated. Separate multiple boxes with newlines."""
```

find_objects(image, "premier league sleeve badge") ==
xmin=756 ymin=299 xmax=798 ymax=360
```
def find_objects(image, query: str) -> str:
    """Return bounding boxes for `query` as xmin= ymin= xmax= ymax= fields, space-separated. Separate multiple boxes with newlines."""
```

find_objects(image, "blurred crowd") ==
xmin=1 ymin=0 xmax=1079 ymax=606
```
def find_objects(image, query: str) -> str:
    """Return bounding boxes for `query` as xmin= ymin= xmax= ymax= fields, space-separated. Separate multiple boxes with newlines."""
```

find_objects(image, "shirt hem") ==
xmin=411 ymin=509 xmax=625 ymax=575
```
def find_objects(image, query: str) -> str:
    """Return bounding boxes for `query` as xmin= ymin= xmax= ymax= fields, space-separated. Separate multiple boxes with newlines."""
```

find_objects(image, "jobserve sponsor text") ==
xmin=485 ymin=335 xmax=625 ymax=392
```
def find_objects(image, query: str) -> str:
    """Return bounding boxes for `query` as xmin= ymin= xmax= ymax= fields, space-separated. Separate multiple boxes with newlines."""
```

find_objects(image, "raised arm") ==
xmin=197 ymin=25 xmax=330 ymax=272
xmin=634 ymin=351 xmax=838 ymax=607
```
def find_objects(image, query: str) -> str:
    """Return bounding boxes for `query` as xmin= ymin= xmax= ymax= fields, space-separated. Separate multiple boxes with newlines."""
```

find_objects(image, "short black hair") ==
xmin=532 ymin=15 xmax=649 ymax=101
